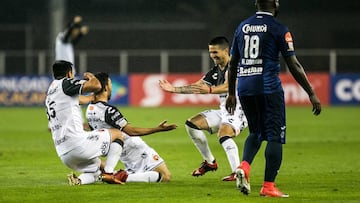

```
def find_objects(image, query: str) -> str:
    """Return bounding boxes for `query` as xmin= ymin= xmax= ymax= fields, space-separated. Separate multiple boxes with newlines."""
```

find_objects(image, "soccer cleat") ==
xmin=235 ymin=168 xmax=251 ymax=195
xmin=222 ymin=172 xmax=236 ymax=181
xmin=101 ymin=170 xmax=127 ymax=184
xmin=260 ymin=186 xmax=289 ymax=198
xmin=192 ymin=160 xmax=218 ymax=177
xmin=67 ymin=173 xmax=81 ymax=186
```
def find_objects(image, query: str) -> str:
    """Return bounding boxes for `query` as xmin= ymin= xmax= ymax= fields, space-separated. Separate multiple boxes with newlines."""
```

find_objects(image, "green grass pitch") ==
xmin=0 ymin=106 xmax=359 ymax=203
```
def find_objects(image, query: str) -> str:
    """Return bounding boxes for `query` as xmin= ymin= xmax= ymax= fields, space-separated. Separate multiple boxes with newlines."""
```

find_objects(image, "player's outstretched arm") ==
xmin=122 ymin=121 xmax=178 ymax=136
xmin=159 ymin=79 xmax=201 ymax=94
xmin=284 ymin=55 xmax=321 ymax=115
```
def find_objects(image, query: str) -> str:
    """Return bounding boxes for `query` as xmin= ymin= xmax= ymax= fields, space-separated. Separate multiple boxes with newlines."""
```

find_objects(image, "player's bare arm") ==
xmin=81 ymin=72 xmax=101 ymax=94
xmin=192 ymin=81 xmax=230 ymax=94
xmin=122 ymin=121 xmax=178 ymax=136
xmin=284 ymin=55 xmax=321 ymax=115
xmin=159 ymin=79 xmax=200 ymax=94
xmin=226 ymin=55 xmax=240 ymax=115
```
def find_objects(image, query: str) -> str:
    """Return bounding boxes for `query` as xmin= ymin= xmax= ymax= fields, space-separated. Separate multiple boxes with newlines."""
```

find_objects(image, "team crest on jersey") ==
xmin=212 ymin=72 xmax=218 ymax=80
xmin=285 ymin=32 xmax=294 ymax=51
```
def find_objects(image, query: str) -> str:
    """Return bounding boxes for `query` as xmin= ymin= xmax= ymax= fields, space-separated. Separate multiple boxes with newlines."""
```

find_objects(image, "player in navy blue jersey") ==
xmin=226 ymin=0 xmax=321 ymax=197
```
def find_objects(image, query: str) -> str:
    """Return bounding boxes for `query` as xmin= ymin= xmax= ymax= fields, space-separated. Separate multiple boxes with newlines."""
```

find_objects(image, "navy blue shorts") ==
xmin=239 ymin=91 xmax=286 ymax=144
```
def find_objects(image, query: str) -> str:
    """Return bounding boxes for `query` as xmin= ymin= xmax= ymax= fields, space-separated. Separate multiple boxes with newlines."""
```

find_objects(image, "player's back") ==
xmin=232 ymin=12 xmax=294 ymax=95
xmin=45 ymin=78 xmax=85 ymax=156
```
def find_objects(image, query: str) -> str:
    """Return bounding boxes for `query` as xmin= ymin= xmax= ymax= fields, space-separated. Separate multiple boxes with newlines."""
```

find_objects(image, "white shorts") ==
xmin=120 ymin=136 xmax=164 ymax=174
xmin=200 ymin=108 xmax=248 ymax=135
xmin=60 ymin=129 xmax=111 ymax=173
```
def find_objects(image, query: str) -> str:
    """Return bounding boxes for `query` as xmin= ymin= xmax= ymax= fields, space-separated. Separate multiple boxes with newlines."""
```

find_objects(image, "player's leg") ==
xmin=185 ymin=111 xmax=218 ymax=176
xmin=60 ymin=133 xmax=108 ymax=185
xmin=218 ymin=124 xmax=239 ymax=181
xmin=235 ymin=95 xmax=264 ymax=194
xmin=218 ymin=107 xmax=248 ymax=181
xmin=103 ymin=129 xmax=124 ymax=173
xmin=153 ymin=162 xmax=171 ymax=182
xmin=260 ymin=92 xmax=288 ymax=197
xmin=103 ymin=129 xmax=125 ymax=174
xmin=126 ymin=171 xmax=162 ymax=183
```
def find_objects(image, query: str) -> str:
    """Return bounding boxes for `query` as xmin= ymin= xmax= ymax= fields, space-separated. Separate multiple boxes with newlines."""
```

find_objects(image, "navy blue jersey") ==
xmin=230 ymin=12 xmax=295 ymax=95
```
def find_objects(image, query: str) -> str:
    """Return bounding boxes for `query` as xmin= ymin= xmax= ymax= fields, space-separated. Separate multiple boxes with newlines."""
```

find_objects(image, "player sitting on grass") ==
xmin=86 ymin=72 xmax=176 ymax=183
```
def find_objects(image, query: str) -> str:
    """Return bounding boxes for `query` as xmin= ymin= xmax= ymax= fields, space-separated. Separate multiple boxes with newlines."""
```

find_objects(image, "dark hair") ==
xmin=256 ymin=0 xmax=278 ymax=10
xmin=94 ymin=72 xmax=110 ymax=93
xmin=52 ymin=60 xmax=73 ymax=79
xmin=208 ymin=36 xmax=229 ymax=50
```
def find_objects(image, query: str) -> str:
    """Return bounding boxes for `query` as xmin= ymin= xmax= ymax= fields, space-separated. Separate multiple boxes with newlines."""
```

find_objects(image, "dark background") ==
xmin=0 ymin=0 xmax=359 ymax=74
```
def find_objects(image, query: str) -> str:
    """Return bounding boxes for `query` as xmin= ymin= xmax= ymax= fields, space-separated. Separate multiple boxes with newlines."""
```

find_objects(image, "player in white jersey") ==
xmin=159 ymin=36 xmax=248 ymax=181
xmin=86 ymin=72 xmax=177 ymax=182
xmin=55 ymin=15 xmax=88 ymax=75
xmin=46 ymin=60 xmax=130 ymax=185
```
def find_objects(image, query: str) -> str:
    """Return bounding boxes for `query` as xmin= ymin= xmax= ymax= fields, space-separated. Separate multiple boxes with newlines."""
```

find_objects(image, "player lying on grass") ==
xmin=46 ymin=60 xmax=176 ymax=186
xmin=86 ymin=72 xmax=175 ymax=183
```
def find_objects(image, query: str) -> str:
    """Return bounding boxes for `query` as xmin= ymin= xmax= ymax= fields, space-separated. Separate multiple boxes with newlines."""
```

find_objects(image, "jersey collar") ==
xmin=256 ymin=11 xmax=273 ymax=16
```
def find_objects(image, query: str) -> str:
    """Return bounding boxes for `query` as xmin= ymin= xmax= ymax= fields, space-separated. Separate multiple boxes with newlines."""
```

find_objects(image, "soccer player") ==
xmin=159 ymin=36 xmax=248 ymax=181
xmin=46 ymin=60 xmax=126 ymax=185
xmin=86 ymin=72 xmax=177 ymax=183
xmin=55 ymin=15 xmax=88 ymax=75
xmin=226 ymin=0 xmax=322 ymax=197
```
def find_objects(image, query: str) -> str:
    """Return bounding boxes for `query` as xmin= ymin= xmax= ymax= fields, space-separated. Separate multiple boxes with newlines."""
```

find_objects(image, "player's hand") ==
xmin=157 ymin=120 xmax=178 ymax=131
xmin=74 ymin=16 xmax=82 ymax=24
xmin=225 ymin=95 xmax=237 ymax=115
xmin=83 ymin=72 xmax=95 ymax=80
xmin=309 ymin=94 xmax=321 ymax=116
xmin=80 ymin=26 xmax=89 ymax=35
xmin=159 ymin=80 xmax=175 ymax=92
xmin=191 ymin=83 xmax=211 ymax=94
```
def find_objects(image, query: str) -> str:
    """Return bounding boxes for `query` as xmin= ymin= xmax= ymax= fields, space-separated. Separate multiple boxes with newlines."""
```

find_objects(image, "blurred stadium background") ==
xmin=0 ymin=0 xmax=359 ymax=106
xmin=1 ymin=0 xmax=360 ymax=74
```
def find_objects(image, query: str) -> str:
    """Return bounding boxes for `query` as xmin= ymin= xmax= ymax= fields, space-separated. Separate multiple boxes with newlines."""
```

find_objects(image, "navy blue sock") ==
xmin=264 ymin=141 xmax=282 ymax=182
xmin=242 ymin=132 xmax=261 ymax=164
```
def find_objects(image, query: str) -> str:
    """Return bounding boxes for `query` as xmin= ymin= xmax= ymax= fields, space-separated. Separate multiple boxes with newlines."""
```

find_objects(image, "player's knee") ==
xmin=185 ymin=120 xmax=200 ymax=130
xmin=109 ymin=129 xmax=125 ymax=142
xmin=218 ymin=135 xmax=231 ymax=144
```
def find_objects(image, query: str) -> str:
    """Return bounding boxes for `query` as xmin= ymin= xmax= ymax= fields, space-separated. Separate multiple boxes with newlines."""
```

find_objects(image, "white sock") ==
xmin=185 ymin=125 xmax=215 ymax=163
xmin=104 ymin=142 xmax=123 ymax=173
xmin=78 ymin=170 xmax=101 ymax=185
xmin=221 ymin=138 xmax=240 ymax=172
xmin=126 ymin=171 xmax=161 ymax=183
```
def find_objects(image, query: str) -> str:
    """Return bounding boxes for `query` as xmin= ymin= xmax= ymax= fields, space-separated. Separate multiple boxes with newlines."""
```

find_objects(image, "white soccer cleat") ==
xmin=236 ymin=168 xmax=251 ymax=195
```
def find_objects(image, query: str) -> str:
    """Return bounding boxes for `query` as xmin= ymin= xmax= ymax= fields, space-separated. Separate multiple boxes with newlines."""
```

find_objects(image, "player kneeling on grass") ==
xmin=46 ymin=60 xmax=126 ymax=185
xmin=86 ymin=72 xmax=176 ymax=183
xmin=46 ymin=61 xmax=177 ymax=185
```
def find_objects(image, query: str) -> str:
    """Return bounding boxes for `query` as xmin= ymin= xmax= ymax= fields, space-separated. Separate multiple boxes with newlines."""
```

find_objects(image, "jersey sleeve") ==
xmin=62 ymin=78 xmax=84 ymax=96
xmin=104 ymin=105 xmax=128 ymax=130
xmin=278 ymin=27 xmax=295 ymax=58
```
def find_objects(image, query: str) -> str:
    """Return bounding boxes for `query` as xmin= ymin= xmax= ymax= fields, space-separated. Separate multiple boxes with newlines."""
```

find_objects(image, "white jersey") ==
xmin=45 ymin=78 xmax=86 ymax=156
xmin=55 ymin=32 xmax=74 ymax=64
xmin=86 ymin=102 xmax=164 ymax=172
xmin=202 ymin=66 xmax=244 ymax=115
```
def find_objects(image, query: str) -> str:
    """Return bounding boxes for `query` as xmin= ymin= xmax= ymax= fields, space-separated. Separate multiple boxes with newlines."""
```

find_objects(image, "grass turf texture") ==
xmin=0 ymin=106 xmax=359 ymax=203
